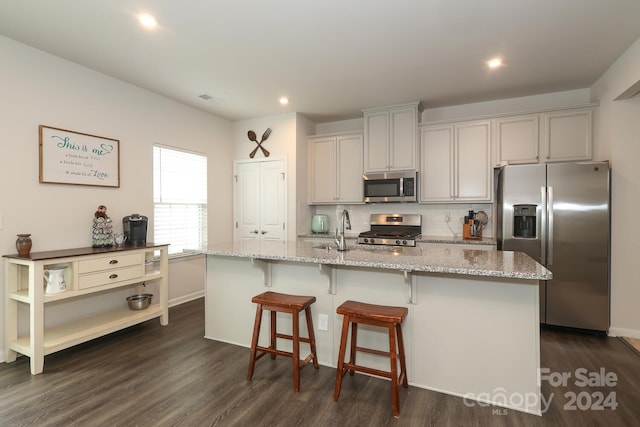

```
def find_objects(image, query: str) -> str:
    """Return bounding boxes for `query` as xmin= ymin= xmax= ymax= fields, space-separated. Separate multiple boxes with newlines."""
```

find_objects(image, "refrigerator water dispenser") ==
xmin=513 ymin=204 xmax=536 ymax=238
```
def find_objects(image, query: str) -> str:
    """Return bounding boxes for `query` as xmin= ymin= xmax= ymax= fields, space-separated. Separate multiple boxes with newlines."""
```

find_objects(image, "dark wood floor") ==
xmin=1 ymin=298 xmax=638 ymax=426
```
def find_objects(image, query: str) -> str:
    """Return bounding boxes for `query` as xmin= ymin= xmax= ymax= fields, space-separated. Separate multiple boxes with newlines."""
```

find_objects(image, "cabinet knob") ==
xmin=251 ymin=230 xmax=259 ymax=234
xmin=109 ymin=259 xmax=118 ymax=264
xmin=109 ymin=274 xmax=118 ymax=279
xmin=261 ymin=230 xmax=267 ymax=234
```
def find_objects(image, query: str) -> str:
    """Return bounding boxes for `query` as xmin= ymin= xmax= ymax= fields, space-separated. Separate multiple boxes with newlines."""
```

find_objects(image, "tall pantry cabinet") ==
xmin=234 ymin=159 xmax=286 ymax=240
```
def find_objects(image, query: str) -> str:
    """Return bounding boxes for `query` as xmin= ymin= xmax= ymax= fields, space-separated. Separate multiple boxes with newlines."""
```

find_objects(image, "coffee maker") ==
xmin=123 ymin=214 xmax=148 ymax=246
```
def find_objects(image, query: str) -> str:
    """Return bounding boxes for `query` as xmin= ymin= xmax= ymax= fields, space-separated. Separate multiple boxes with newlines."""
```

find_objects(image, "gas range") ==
xmin=358 ymin=214 xmax=422 ymax=247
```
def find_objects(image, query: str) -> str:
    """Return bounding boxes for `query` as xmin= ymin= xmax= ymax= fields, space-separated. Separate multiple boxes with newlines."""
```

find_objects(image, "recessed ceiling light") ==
xmin=138 ymin=13 xmax=158 ymax=29
xmin=487 ymin=57 xmax=503 ymax=69
xmin=279 ymin=97 xmax=289 ymax=105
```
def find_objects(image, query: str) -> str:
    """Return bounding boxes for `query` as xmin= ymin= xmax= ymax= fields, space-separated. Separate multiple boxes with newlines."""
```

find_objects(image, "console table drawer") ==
xmin=78 ymin=265 xmax=143 ymax=289
xmin=78 ymin=253 xmax=143 ymax=274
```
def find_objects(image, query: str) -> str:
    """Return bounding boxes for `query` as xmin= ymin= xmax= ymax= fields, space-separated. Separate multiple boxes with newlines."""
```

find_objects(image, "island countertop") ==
xmin=200 ymin=240 xmax=551 ymax=280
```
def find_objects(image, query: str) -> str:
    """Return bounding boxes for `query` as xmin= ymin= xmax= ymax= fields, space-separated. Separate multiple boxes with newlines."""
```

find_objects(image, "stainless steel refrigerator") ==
xmin=496 ymin=162 xmax=610 ymax=332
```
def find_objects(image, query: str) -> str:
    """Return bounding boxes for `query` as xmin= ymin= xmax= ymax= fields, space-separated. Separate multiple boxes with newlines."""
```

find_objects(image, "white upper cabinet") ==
xmin=308 ymin=132 xmax=364 ymax=204
xmin=493 ymin=107 xmax=593 ymax=166
xmin=234 ymin=159 xmax=286 ymax=240
xmin=494 ymin=114 xmax=540 ymax=166
xmin=363 ymin=102 xmax=419 ymax=172
xmin=420 ymin=121 xmax=492 ymax=203
xmin=541 ymin=108 xmax=592 ymax=162
xmin=420 ymin=126 xmax=454 ymax=202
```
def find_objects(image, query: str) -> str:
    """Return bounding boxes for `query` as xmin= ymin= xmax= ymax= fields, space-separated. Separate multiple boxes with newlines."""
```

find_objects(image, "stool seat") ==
xmin=336 ymin=300 xmax=407 ymax=324
xmin=247 ymin=291 xmax=319 ymax=392
xmin=333 ymin=300 xmax=408 ymax=418
xmin=252 ymin=291 xmax=316 ymax=311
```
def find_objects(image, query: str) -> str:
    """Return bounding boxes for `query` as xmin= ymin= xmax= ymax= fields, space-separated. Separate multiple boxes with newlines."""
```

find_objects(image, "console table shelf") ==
xmin=3 ymin=244 xmax=169 ymax=374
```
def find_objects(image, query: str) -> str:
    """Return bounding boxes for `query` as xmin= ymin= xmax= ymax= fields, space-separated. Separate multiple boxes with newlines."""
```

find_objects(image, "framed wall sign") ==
xmin=39 ymin=125 xmax=120 ymax=188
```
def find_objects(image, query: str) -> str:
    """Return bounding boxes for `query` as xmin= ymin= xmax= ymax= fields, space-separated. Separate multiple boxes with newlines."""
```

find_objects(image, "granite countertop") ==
xmin=201 ymin=240 xmax=550 ymax=280
xmin=297 ymin=233 xmax=496 ymax=246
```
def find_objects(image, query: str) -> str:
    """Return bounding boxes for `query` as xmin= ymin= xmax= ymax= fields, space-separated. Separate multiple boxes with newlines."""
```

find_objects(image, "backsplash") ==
xmin=312 ymin=203 xmax=494 ymax=238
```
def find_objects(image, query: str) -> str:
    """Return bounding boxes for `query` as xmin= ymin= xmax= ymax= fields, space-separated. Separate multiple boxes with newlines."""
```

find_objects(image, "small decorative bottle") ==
xmin=16 ymin=234 xmax=32 ymax=256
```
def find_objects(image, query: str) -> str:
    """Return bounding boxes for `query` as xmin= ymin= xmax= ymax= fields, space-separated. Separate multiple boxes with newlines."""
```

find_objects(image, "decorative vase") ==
xmin=16 ymin=234 xmax=32 ymax=257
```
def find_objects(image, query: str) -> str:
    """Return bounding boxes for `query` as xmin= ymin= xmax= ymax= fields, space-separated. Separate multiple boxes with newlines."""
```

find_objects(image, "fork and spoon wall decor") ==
xmin=247 ymin=128 xmax=272 ymax=158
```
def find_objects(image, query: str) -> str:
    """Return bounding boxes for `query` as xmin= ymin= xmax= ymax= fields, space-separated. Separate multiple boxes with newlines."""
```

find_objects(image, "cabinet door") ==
xmin=494 ymin=115 xmax=539 ymax=166
xmin=390 ymin=107 xmax=418 ymax=170
xmin=259 ymin=160 xmax=286 ymax=240
xmin=234 ymin=162 xmax=261 ymax=239
xmin=420 ymin=126 xmax=454 ymax=202
xmin=336 ymin=134 xmax=364 ymax=203
xmin=456 ymin=121 xmax=491 ymax=201
xmin=542 ymin=109 xmax=592 ymax=162
xmin=364 ymin=111 xmax=390 ymax=172
xmin=308 ymin=137 xmax=337 ymax=203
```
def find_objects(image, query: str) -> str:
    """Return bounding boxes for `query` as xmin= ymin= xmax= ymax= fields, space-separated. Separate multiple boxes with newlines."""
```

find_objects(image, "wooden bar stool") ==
xmin=247 ymin=291 xmax=319 ymax=392
xmin=333 ymin=300 xmax=409 ymax=418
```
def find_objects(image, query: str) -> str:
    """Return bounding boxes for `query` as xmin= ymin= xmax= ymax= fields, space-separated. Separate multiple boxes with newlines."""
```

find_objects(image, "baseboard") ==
xmin=168 ymin=290 xmax=204 ymax=307
xmin=608 ymin=326 xmax=640 ymax=339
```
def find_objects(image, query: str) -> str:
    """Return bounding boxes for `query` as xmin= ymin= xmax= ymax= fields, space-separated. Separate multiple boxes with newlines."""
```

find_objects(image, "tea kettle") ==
xmin=44 ymin=266 xmax=67 ymax=294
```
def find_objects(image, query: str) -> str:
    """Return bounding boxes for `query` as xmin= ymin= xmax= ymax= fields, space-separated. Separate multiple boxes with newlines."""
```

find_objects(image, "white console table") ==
xmin=3 ymin=244 xmax=169 ymax=374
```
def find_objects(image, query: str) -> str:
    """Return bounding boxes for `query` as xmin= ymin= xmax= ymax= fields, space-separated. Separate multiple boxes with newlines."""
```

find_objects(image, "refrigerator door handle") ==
xmin=541 ymin=186 xmax=547 ymax=265
xmin=547 ymin=186 xmax=554 ymax=266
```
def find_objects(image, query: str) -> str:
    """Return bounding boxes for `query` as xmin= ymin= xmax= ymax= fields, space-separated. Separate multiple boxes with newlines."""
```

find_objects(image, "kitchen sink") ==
xmin=312 ymin=244 xmax=421 ymax=256
xmin=312 ymin=244 xmax=338 ymax=250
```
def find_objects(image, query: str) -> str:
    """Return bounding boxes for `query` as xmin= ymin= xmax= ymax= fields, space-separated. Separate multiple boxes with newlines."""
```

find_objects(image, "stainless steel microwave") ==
xmin=363 ymin=171 xmax=418 ymax=203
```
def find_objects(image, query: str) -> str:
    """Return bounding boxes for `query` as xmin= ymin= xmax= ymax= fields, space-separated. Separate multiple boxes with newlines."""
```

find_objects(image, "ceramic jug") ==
xmin=44 ymin=266 xmax=67 ymax=294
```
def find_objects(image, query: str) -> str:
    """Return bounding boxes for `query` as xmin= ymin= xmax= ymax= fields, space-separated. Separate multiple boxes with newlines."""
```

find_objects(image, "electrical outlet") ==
xmin=318 ymin=314 xmax=328 ymax=331
xmin=444 ymin=212 xmax=450 ymax=223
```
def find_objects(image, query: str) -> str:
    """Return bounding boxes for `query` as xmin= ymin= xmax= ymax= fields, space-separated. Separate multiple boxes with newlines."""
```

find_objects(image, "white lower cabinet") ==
xmin=3 ymin=244 xmax=169 ymax=374
xmin=420 ymin=121 xmax=492 ymax=202
xmin=308 ymin=133 xmax=363 ymax=204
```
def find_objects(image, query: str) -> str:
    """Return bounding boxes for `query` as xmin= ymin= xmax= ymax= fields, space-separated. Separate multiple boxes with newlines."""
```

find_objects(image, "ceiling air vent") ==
xmin=198 ymin=94 xmax=223 ymax=103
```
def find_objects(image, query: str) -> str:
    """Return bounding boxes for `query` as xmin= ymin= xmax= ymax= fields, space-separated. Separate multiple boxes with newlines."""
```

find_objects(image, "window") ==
xmin=153 ymin=145 xmax=207 ymax=255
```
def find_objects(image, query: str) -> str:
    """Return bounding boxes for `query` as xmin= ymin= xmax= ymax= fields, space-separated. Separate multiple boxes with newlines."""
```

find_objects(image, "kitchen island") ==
xmin=202 ymin=240 xmax=551 ymax=415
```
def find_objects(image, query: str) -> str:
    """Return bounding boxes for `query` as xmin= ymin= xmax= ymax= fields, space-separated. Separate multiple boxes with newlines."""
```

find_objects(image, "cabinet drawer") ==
xmin=78 ymin=265 xmax=143 ymax=289
xmin=78 ymin=253 xmax=143 ymax=274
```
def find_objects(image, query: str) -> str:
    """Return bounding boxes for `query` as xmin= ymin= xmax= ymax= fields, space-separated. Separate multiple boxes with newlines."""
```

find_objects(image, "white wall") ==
xmin=0 ymin=36 xmax=233 ymax=361
xmin=591 ymin=37 xmax=640 ymax=338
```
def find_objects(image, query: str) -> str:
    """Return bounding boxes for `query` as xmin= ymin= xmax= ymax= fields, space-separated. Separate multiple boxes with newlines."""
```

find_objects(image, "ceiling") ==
xmin=1 ymin=1 xmax=640 ymax=123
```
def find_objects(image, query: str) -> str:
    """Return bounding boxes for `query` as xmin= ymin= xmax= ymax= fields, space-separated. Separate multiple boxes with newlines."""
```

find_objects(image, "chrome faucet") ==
xmin=334 ymin=209 xmax=351 ymax=251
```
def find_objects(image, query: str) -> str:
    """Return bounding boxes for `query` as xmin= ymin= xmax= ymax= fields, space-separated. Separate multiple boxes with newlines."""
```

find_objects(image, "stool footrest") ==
xmin=356 ymin=346 xmax=392 ymax=358
xmin=275 ymin=332 xmax=313 ymax=345
xmin=342 ymin=363 xmax=393 ymax=379
xmin=256 ymin=346 xmax=298 ymax=359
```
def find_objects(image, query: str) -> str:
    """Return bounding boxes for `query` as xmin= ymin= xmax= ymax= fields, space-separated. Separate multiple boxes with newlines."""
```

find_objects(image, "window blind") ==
xmin=153 ymin=145 xmax=207 ymax=254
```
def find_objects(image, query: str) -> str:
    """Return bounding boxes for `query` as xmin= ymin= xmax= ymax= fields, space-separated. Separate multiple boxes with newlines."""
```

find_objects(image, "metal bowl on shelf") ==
xmin=126 ymin=293 xmax=153 ymax=310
